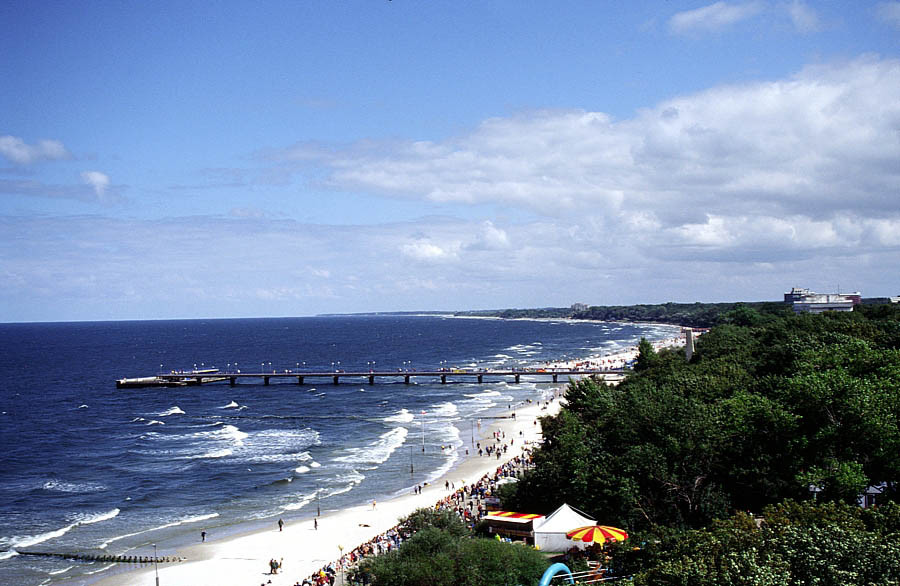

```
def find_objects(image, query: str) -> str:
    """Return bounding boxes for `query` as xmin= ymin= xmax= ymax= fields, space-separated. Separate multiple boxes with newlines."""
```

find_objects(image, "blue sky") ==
xmin=2 ymin=1 xmax=899 ymax=321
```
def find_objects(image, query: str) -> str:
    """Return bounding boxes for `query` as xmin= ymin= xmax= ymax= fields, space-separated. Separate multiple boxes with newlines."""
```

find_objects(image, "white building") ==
xmin=785 ymin=288 xmax=861 ymax=314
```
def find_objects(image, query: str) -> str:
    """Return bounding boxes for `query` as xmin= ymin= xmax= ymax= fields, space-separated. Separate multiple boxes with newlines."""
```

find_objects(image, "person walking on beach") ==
xmin=201 ymin=530 xmax=206 ymax=542
xmin=372 ymin=499 xmax=376 ymax=510
xmin=278 ymin=518 xmax=284 ymax=531
xmin=314 ymin=517 xmax=318 ymax=530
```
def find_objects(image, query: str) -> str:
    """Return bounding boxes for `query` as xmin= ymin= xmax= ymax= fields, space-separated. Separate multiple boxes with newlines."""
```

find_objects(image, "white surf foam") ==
xmin=429 ymin=402 xmax=459 ymax=417
xmin=3 ymin=509 xmax=120 ymax=554
xmin=327 ymin=469 xmax=366 ymax=497
xmin=282 ymin=489 xmax=320 ymax=511
xmin=383 ymin=408 xmax=415 ymax=423
xmin=221 ymin=400 xmax=241 ymax=409
xmin=98 ymin=512 xmax=219 ymax=549
xmin=42 ymin=480 xmax=107 ymax=493
xmin=84 ymin=563 xmax=116 ymax=575
xmin=158 ymin=406 xmax=185 ymax=416
xmin=48 ymin=565 xmax=75 ymax=576
xmin=333 ymin=427 xmax=408 ymax=466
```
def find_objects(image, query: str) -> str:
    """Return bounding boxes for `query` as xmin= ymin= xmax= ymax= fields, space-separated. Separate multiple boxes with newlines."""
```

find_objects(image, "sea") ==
xmin=0 ymin=315 xmax=678 ymax=585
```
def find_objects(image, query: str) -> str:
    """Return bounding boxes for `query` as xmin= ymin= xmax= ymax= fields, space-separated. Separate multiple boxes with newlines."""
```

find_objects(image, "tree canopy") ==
xmin=502 ymin=304 xmax=900 ymax=581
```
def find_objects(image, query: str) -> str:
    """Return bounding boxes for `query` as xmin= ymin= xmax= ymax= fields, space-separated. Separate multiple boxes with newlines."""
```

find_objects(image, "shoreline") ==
xmin=88 ymin=330 xmax=684 ymax=586
xmin=93 ymin=397 xmax=562 ymax=586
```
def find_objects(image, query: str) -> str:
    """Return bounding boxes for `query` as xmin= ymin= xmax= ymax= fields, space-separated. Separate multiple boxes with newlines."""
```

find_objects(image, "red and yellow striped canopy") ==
xmin=486 ymin=511 xmax=544 ymax=520
xmin=565 ymin=525 xmax=629 ymax=544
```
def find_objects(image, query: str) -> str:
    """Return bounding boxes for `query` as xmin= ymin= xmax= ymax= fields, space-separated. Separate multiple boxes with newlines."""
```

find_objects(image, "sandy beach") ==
xmin=93 ymin=397 xmax=563 ymax=586
xmin=92 ymin=336 xmax=683 ymax=586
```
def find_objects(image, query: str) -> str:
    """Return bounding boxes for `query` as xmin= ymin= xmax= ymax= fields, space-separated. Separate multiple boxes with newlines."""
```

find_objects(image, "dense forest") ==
xmin=457 ymin=301 xmax=789 ymax=327
xmin=501 ymin=303 xmax=900 ymax=583
xmin=458 ymin=299 xmax=893 ymax=328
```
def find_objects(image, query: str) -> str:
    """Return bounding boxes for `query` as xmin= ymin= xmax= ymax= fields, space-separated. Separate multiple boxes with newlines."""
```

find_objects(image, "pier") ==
xmin=116 ymin=367 xmax=627 ymax=388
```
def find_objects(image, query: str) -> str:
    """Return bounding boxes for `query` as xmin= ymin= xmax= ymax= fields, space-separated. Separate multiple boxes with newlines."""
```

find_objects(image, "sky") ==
xmin=2 ymin=1 xmax=899 ymax=322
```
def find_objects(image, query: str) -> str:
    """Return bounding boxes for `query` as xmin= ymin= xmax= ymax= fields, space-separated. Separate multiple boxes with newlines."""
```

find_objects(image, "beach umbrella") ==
xmin=565 ymin=525 xmax=628 ymax=545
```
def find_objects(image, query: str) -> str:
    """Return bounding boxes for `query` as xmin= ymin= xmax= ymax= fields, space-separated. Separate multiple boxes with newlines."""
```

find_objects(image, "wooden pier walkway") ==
xmin=116 ymin=368 xmax=626 ymax=388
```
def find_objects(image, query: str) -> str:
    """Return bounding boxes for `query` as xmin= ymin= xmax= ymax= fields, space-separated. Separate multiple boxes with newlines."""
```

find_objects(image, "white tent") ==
xmin=532 ymin=503 xmax=596 ymax=552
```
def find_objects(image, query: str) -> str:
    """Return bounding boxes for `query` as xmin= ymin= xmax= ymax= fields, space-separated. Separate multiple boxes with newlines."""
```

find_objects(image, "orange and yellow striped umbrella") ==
xmin=565 ymin=525 xmax=629 ymax=545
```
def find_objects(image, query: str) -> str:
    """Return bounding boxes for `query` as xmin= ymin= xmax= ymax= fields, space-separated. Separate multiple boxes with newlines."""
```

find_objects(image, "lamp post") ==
xmin=338 ymin=545 xmax=344 ymax=584
xmin=153 ymin=543 xmax=159 ymax=586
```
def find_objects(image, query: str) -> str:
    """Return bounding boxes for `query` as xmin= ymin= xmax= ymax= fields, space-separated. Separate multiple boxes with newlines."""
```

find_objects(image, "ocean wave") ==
xmin=78 ymin=404 xmax=88 ymax=409
xmin=429 ymin=402 xmax=459 ymax=417
xmin=383 ymin=408 xmax=414 ymax=423
xmin=140 ymin=425 xmax=318 ymax=464
xmin=326 ymin=470 xmax=366 ymax=497
xmin=183 ymin=448 xmax=233 ymax=460
xmin=2 ymin=509 xmax=120 ymax=554
xmin=333 ymin=427 xmax=408 ymax=466
xmin=42 ymin=480 xmax=107 ymax=493
xmin=464 ymin=390 xmax=502 ymax=398
xmin=48 ymin=565 xmax=75 ymax=576
xmin=84 ymin=563 xmax=116 ymax=575
xmin=159 ymin=406 xmax=185 ymax=416
xmin=294 ymin=465 xmax=310 ymax=474
xmin=435 ymin=423 xmax=462 ymax=445
xmin=237 ymin=430 xmax=318 ymax=464
xmin=131 ymin=417 xmax=146 ymax=423
xmin=146 ymin=420 xmax=165 ymax=426
xmin=426 ymin=447 xmax=461 ymax=486
xmin=282 ymin=489 xmax=319 ymax=511
xmin=221 ymin=400 xmax=241 ymax=409
xmin=98 ymin=512 xmax=219 ymax=549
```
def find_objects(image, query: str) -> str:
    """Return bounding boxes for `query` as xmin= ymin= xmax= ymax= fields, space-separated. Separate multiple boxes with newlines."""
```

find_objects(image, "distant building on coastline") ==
xmin=570 ymin=303 xmax=589 ymax=313
xmin=785 ymin=287 xmax=861 ymax=314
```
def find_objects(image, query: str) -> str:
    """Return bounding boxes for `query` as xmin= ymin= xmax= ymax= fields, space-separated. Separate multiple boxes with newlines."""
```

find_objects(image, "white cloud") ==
xmin=81 ymin=171 xmax=110 ymax=198
xmin=291 ymin=57 xmax=900 ymax=263
xmin=668 ymin=1 xmax=762 ymax=35
xmin=876 ymin=1 xmax=900 ymax=29
xmin=0 ymin=135 xmax=70 ymax=164
xmin=466 ymin=221 xmax=510 ymax=251
xmin=786 ymin=1 xmax=821 ymax=33
xmin=400 ymin=239 xmax=460 ymax=263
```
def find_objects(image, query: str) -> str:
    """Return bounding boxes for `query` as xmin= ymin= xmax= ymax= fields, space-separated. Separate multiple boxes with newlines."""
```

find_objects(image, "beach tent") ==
xmin=533 ymin=504 xmax=596 ymax=552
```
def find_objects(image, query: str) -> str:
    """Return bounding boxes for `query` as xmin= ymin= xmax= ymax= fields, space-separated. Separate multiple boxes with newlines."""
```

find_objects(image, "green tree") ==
xmin=366 ymin=528 xmax=548 ymax=586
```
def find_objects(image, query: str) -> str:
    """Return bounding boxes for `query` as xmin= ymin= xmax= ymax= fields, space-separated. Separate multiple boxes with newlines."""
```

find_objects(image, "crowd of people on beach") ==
xmin=275 ymin=428 xmax=541 ymax=585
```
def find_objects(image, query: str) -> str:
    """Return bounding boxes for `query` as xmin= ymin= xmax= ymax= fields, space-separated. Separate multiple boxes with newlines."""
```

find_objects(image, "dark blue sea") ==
xmin=0 ymin=315 xmax=677 ymax=585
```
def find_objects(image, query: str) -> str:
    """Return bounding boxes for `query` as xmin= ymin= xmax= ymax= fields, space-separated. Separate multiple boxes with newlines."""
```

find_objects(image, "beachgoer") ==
xmin=200 ymin=530 xmax=206 ymax=542
xmin=278 ymin=518 xmax=284 ymax=531
xmin=372 ymin=499 xmax=376 ymax=510
xmin=314 ymin=517 xmax=318 ymax=530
